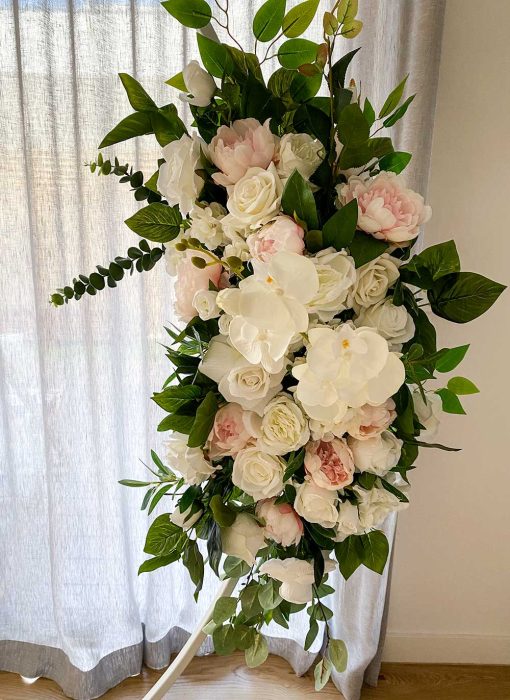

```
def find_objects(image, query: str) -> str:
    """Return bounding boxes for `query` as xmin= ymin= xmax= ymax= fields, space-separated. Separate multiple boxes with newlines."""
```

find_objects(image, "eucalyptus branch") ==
xmin=85 ymin=155 xmax=162 ymax=204
xmin=50 ymin=240 xmax=165 ymax=307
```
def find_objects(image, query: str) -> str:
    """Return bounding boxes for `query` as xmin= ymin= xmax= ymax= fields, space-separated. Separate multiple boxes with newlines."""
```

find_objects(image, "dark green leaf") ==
xmin=253 ymin=0 xmax=287 ymax=41
xmin=363 ymin=97 xmax=375 ymax=126
xmin=148 ymin=484 xmax=173 ymax=515
xmin=428 ymin=272 xmax=506 ymax=323
xmin=331 ymin=48 xmax=360 ymax=89
xmin=213 ymin=596 xmax=237 ymax=624
xmin=197 ymin=34 xmax=232 ymax=78
xmin=207 ymin=521 xmax=222 ymax=576
xmin=188 ymin=391 xmax=218 ymax=448
xmin=138 ymin=550 xmax=180 ymax=574
xmin=338 ymin=137 xmax=394 ymax=170
xmin=304 ymin=618 xmax=319 ymax=651
xmin=283 ymin=448 xmax=305 ymax=481
xmin=293 ymin=104 xmax=330 ymax=147
xmin=435 ymin=345 xmax=470 ymax=372
xmin=213 ymin=624 xmax=237 ymax=655
xmin=258 ymin=580 xmax=282 ymax=610
xmin=337 ymin=103 xmax=369 ymax=147
xmin=151 ymin=104 xmax=187 ymax=147
xmin=210 ymin=493 xmax=236 ymax=527
xmin=183 ymin=540 xmax=204 ymax=598
xmin=161 ymin=0 xmax=212 ymax=28
xmin=99 ymin=112 xmax=153 ymax=149
xmin=125 ymin=203 xmax=182 ymax=243
xmin=379 ymin=151 xmax=412 ymax=174
xmin=383 ymin=94 xmax=415 ymax=127
xmin=223 ymin=556 xmax=251 ymax=579
xmin=281 ymin=169 xmax=319 ymax=229
xmin=152 ymin=385 xmax=202 ymax=412
xmin=348 ymin=231 xmax=388 ymax=268
xmin=401 ymin=241 xmax=460 ymax=289
xmin=119 ymin=73 xmax=157 ymax=112
xmin=240 ymin=582 xmax=263 ymax=620
xmin=359 ymin=530 xmax=389 ymax=574
xmin=379 ymin=74 xmax=408 ymax=118
xmin=157 ymin=413 xmax=195 ymax=434
xmin=322 ymin=199 xmax=358 ymax=250
xmin=335 ymin=535 xmax=364 ymax=580
xmin=144 ymin=514 xmax=184 ymax=556
xmin=278 ymin=38 xmax=318 ymax=69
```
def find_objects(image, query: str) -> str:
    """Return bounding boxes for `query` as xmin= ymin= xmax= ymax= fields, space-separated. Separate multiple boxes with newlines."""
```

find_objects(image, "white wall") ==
xmin=385 ymin=0 xmax=510 ymax=664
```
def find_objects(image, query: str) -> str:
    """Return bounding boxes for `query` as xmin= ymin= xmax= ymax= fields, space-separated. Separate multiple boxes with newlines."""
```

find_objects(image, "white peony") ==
xmin=349 ymin=431 xmax=402 ymax=476
xmin=259 ymin=557 xmax=335 ymax=604
xmin=256 ymin=498 xmax=304 ymax=547
xmin=355 ymin=298 xmax=415 ymax=349
xmin=193 ymin=289 xmax=220 ymax=321
xmin=255 ymin=393 xmax=310 ymax=456
xmin=293 ymin=479 xmax=338 ymax=528
xmin=199 ymin=336 xmax=284 ymax=414
xmin=188 ymin=202 xmax=227 ymax=250
xmin=217 ymin=252 xmax=319 ymax=373
xmin=349 ymin=253 xmax=400 ymax=311
xmin=180 ymin=60 xmax=216 ymax=108
xmin=307 ymin=248 xmax=357 ymax=321
xmin=276 ymin=133 xmax=324 ymax=182
xmin=335 ymin=501 xmax=365 ymax=541
xmin=354 ymin=484 xmax=408 ymax=529
xmin=164 ymin=432 xmax=217 ymax=485
xmin=293 ymin=324 xmax=405 ymax=423
xmin=232 ymin=447 xmax=285 ymax=501
xmin=170 ymin=504 xmax=202 ymax=530
xmin=227 ymin=164 xmax=283 ymax=228
xmin=221 ymin=513 xmax=265 ymax=565
xmin=413 ymin=390 xmax=442 ymax=439
xmin=157 ymin=134 xmax=205 ymax=215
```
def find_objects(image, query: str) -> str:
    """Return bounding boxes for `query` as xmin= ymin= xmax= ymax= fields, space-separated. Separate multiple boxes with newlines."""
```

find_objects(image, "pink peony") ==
xmin=339 ymin=172 xmax=431 ymax=244
xmin=347 ymin=400 xmax=396 ymax=440
xmin=209 ymin=118 xmax=276 ymax=187
xmin=256 ymin=498 xmax=304 ymax=547
xmin=246 ymin=215 xmax=305 ymax=262
xmin=207 ymin=403 xmax=256 ymax=459
xmin=305 ymin=438 xmax=354 ymax=491
xmin=174 ymin=251 xmax=222 ymax=322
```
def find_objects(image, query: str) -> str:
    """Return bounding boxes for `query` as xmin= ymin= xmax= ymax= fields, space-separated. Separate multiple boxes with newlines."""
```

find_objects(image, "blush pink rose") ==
xmin=209 ymin=118 xmax=276 ymax=187
xmin=174 ymin=251 xmax=222 ymax=322
xmin=246 ymin=215 xmax=305 ymax=262
xmin=305 ymin=438 xmax=354 ymax=491
xmin=207 ymin=403 xmax=256 ymax=459
xmin=256 ymin=498 xmax=304 ymax=547
xmin=347 ymin=399 xmax=396 ymax=440
xmin=339 ymin=172 xmax=432 ymax=244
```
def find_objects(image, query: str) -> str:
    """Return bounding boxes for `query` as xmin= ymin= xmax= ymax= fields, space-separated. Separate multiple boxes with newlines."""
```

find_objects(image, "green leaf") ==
xmin=253 ymin=0 xmax=287 ymax=41
xmin=379 ymin=74 xmax=408 ymax=118
xmin=99 ymin=112 xmax=153 ymax=149
xmin=212 ymin=624 xmax=237 ymax=655
xmin=383 ymin=94 xmax=415 ymax=127
xmin=331 ymin=48 xmax=360 ymax=89
xmin=322 ymin=199 xmax=358 ymax=250
xmin=125 ymin=203 xmax=182 ymax=243
xmin=447 ymin=376 xmax=480 ymax=395
xmin=144 ymin=514 xmax=184 ymax=556
xmin=278 ymin=38 xmax=318 ymax=69
xmin=118 ymin=479 xmax=152 ymax=487
xmin=148 ymin=484 xmax=173 ymax=515
xmin=435 ymin=345 xmax=470 ymax=373
xmin=161 ymin=0 xmax=211 ymax=28
xmin=335 ymin=535 xmax=364 ymax=580
xmin=245 ymin=633 xmax=269 ymax=668
xmin=165 ymin=71 xmax=187 ymax=91
xmin=293 ymin=104 xmax=330 ymax=147
xmin=207 ymin=521 xmax=222 ymax=576
xmin=183 ymin=540 xmax=204 ymax=598
xmin=213 ymin=596 xmax=237 ymax=624
xmin=314 ymin=657 xmax=332 ymax=691
xmin=428 ymin=272 xmax=506 ymax=324
xmin=151 ymin=104 xmax=187 ymax=147
xmin=348 ymin=231 xmax=388 ymax=268
xmin=119 ymin=73 xmax=157 ymax=112
xmin=210 ymin=493 xmax=236 ymax=527
xmin=363 ymin=97 xmax=375 ymax=126
xmin=157 ymin=413 xmax=195 ymax=434
xmin=328 ymin=639 xmax=348 ymax=673
xmin=338 ymin=137 xmax=394 ymax=170
xmin=188 ymin=391 xmax=218 ymax=448
xmin=233 ymin=624 xmax=256 ymax=651
xmin=337 ymin=103 xmax=370 ymax=147
xmin=138 ymin=551 xmax=180 ymax=574
xmin=258 ymin=580 xmax=282 ymax=611
xmin=283 ymin=448 xmax=305 ymax=481
xmin=401 ymin=241 xmax=460 ymax=289
xmin=152 ymin=385 xmax=202 ymax=412
xmin=359 ymin=530 xmax=389 ymax=575
xmin=281 ymin=169 xmax=319 ymax=230
xmin=379 ymin=151 xmax=412 ymax=174
xmin=240 ymin=582 xmax=263 ymax=620
xmin=304 ymin=618 xmax=319 ymax=651
xmin=436 ymin=388 xmax=466 ymax=415
xmin=197 ymin=34 xmax=232 ymax=78
xmin=223 ymin=556 xmax=251 ymax=579
xmin=337 ymin=0 xmax=358 ymax=24
xmin=289 ymin=71 xmax=322 ymax=103
xmin=282 ymin=0 xmax=320 ymax=37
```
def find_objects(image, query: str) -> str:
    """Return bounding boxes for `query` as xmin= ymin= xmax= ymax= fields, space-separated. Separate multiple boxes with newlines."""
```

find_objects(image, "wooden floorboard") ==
xmin=0 ymin=653 xmax=509 ymax=699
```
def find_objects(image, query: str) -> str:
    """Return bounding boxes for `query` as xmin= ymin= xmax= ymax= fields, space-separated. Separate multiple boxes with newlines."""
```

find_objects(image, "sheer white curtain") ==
xmin=0 ymin=1 xmax=445 ymax=698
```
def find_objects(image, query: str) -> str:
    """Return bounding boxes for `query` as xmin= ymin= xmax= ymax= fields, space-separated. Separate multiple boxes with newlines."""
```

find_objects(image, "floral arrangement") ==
xmin=51 ymin=0 xmax=505 ymax=690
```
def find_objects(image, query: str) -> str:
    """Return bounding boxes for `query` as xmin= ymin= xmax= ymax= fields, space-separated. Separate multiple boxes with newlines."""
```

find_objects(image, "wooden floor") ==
xmin=1 ymin=653 xmax=509 ymax=699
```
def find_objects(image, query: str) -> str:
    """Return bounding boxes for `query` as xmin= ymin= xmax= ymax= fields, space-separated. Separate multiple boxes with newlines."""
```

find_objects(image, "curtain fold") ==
xmin=0 ymin=1 xmax=445 ymax=698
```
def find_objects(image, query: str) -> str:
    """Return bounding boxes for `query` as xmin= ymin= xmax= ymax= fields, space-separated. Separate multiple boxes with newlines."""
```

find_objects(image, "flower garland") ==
xmin=51 ymin=0 xmax=505 ymax=688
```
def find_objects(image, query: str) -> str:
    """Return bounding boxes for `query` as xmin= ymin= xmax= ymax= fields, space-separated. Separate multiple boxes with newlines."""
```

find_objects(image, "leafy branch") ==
xmin=85 ymin=155 xmax=162 ymax=203
xmin=49 ymin=239 xmax=165 ymax=306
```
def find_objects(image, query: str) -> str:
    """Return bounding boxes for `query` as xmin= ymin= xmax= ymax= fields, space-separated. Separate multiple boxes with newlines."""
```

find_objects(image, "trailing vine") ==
xmin=85 ymin=155 xmax=163 ymax=203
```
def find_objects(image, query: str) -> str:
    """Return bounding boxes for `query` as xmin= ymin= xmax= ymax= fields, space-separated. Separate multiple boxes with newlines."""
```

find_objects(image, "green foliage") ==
xmin=50 ymin=239 xmax=165 ymax=307
xmin=197 ymin=34 xmax=232 ymax=78
xmin=379 ymin=74 xmax=408 ymax=118
xmin=322 ymin=199 xmax=358 ymax=250
xmin=253 ymin=0 xmax=287 ymax=41
xmin=152 ymin=385 xmax=202 ymax=412
xmin=119 ymin=73 xmax=157 ymax=111
xmin=223 ymin=556 xmax=251 ymax=579
xmin=209 ymin=494 xmax=236 ymax=527
xmin=337 ymin=103 xmax=370 ymax=147
xmin=335 ymin=529 xmax=389 ymax=580
xmin=125 ymin=202 xmax=183 ymax=243
xmin=401 ymin=241 xmax=460 ymax=289
xmin=447 ymin=376 xmax=479 ymax=395
xmin=278 ymin=39 xmax=319 ymax=69
xmin=331 ymin=48 xmax=360 ymax=89
xmin=188 ymin=391 xmax=218 ymax=448
xmin=348 ymin=232 xmax=388 ymax=267
xmin=436 ymin=388 xmax=466 ymax=415
xmin=282 ymin=0 xmax=320 ymax=38
xmin=245 ymin=633 xmax=269 ymax=667
xmin=213 ymin=596 xmax=238 ymax=624
xmin=314 ymin=657 xmax=332 ymax=691
xmin=161 ymin=0 xmax=211 ymax=28
xmin=379 ymin=151 xmax=412 ymax=174
xmin=99 ymin=112 xmax=153 ymax=149
xmin=281 ymin=169 xmax=319 ymax=229
xmin=435 ymin=345 xmax=470 ymax=372
xmin=428 ymin=272 xmax=506 ymax=323
xmin=328 ymin=639 xmax=348 ymax=673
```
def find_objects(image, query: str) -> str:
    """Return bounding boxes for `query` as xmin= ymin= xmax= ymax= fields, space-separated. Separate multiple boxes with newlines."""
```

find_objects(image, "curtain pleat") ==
xmin=0 ymin=2 xmax=445 ymax=698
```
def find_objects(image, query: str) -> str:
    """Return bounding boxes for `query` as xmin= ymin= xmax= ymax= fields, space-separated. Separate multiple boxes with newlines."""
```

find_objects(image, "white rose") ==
xmin=218 ymin=313 xmax=232 ymax=335
xmin=193 ymin=289 xmax=220 ymax=320
xmin=413 ymin=390 xmax=442 ymax=439
xmin=188 ymin=202 xmax=227 ymax=250
xmin=259 ymin=557 xmax=335 ymax=605
xmin=354 ymin=484 xmax=408 ymax=529
xmin=255 ymin=394 xmax=310 ymax=456
xmin=227 ymin=164 xmax=283 ymax=228
xmin=308 ymin=248 xmax=357 ymax=321
xmin=335 ymin=501 xmax=365 ymax=542
xmin=164 ymin=432 xmax=217 ymax=485
xmin=221 ymin=513 xmax=265 ymax=565
xmin=157 ymin=134 xmax=205 ymax=216
xmin=349 ymin=253 xmax=400 ymax=311
xmin=276 ymin=133 xmax=324 ymax=182
xmin=232 ymin=447 xmax=285 ymax=501
xmin=199 ymin=336 xmax=284 ymax=414
xmin=349 ymin=431 xmax=402 ymax=476
xmin=180 ymin=60 xmax=216 ymax=108
xmin=256 ymin=498 xmax=304 ymax=547
xmin=293 ymin=479 xmax=338 ymax=528
xmin=293 ymin=324 xmax=405 ymax=423
xmin=170 ymin=504 xmax=202 ymax=530
xmin=355 ymin=298 xmax=415 ymax=349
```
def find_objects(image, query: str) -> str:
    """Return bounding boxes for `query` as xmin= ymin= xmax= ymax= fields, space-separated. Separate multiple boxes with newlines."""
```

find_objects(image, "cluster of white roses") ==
xmin=158 ymin=115 xmax=433 ymax=603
